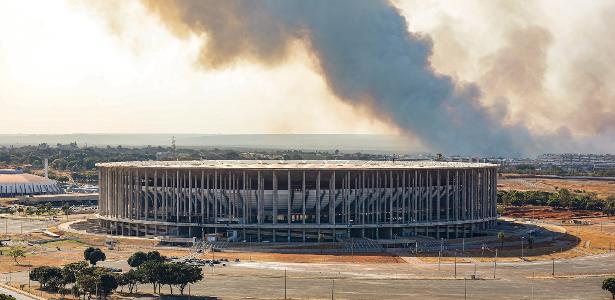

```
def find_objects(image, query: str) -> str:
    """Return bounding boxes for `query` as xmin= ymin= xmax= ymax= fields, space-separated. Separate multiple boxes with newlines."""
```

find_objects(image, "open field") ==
xmin=498 ymin=174 xmax=615 ymax=198
xmin=3 ymin=209 xmax=615 ymax=299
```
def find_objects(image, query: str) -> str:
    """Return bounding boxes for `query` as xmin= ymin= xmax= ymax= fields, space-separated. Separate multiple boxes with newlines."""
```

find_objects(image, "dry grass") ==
xmin=499 ymin=175 xmax=615 ymax=198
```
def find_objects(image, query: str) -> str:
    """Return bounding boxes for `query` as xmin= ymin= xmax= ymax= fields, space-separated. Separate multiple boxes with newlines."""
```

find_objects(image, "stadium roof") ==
xmin=0 ymin=170 xmax=58 ymax=184
xmin=96 ymin=160 xmax=497 ymax=170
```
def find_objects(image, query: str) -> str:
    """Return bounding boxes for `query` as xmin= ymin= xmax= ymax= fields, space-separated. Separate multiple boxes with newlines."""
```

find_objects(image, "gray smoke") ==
xmin=141 ymin=0 xmax=540 ymax=156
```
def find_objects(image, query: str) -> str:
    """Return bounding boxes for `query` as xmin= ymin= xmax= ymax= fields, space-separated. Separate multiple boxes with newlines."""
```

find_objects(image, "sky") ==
xmin=0 ymin=0 xmax=613 ymax=155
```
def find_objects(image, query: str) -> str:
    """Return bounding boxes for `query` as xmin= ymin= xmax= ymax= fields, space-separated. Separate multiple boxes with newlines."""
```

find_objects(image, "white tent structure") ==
xmin=0 ymin=169 xmax=61 ymax=197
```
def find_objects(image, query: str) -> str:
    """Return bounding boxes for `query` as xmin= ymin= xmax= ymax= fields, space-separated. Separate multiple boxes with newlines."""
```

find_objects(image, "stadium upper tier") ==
xmin=97 ymin=160 xmax=497 ymax=170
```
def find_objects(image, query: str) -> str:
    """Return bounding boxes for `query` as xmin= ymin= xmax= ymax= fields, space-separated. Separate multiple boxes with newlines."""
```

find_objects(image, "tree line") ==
xmin=498 ymin=189 xmax=615 ymax=214
xmin=28 ymin=247 xmax=203 ymax=299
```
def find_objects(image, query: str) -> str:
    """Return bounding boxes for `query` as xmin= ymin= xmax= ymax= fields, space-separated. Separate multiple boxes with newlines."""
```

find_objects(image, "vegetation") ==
xmin=0 ymin=143 xmax=392 ymax=183
xmin=603 ymin=278 xmax=615 ymax=299
xmin=84 ymin=247 xmax=106 ymax=265
xmin=500 ymin=163 xmax=615 ymax=178
xmin=127 ymin=250 xmax=166 ymax=268
xmin=7 ymin=247 xmax=26 ymax=265
xmin=28 ymin=250 xmax=203 ymax=298
xmin=0 ymin=294 xmax=16 ymax=300
xmin=30 ymin=266 xmax=64 ymax=290
xmin=498 ymin=189 xmax=615 ymax=214
xmin=497 ymin=231 xmax=505 ymax=248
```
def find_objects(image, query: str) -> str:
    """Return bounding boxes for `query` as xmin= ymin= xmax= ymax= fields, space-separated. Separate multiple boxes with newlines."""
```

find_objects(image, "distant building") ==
xmin=0 ymin=169 xmax=61 ymax=197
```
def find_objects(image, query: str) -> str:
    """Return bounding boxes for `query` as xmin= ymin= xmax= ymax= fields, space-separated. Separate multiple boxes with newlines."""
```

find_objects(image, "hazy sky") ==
xmin=0 ymin=1 xmax=613 ymax=154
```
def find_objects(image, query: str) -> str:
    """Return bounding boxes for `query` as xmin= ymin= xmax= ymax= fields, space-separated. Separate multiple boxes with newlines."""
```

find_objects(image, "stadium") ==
xmin=0 ymin=168 xmax=61 ymax=197
xmin=96 ymin=160 xmax=498 ymax=242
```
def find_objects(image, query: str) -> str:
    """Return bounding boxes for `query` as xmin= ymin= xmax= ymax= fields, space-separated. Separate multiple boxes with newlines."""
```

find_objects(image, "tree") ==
xmin=0 ymin=294 xmax=16 ymax=300
xmin=75 ymin=268 xmax=118 ymax=299
xmin=62 ymin=203 xmax=71 ymax=220
xmin=139 ymin=260 xmax=165 ymax=294
xmin=603 ymin=277 xmax=615 ymax=299
xmin=84 ymin=247 xmax=106 ymax=265
xmin=30 ymin=266 xmax=64 ymax=290
xmin=146 ymin=251 xmax=166 ymax=263
xmin=605 ymin=195 xmax=615 ymax=216
xmin=547 ymin=193 xmax=562 ymax=209
xmin=558 ymin=188 xmax=573 ymax=208
xmin=98 ymin=273 xmax=119 ymax=299
xmin=62 ymin=261 xmax=89 ymax=285
xmin=498 ymin=231 xmax=505 ymax=248
xmin=84 ymin=247 xmax=96 ymax=260
xmin=174 ymin=264 xmax=203 ymax=295
xmin=116 ymin=269 xmax=144 ymax=294
xmin=7 ymin=247 xmax=25 ymax=265
xmin=127 ymin=252 xmax=148 ymax=268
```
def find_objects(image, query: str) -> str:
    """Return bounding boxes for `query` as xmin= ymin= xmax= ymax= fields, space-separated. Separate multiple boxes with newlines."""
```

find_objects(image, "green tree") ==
xmin=498 ymin=231 xmax=505 ymax=248
xmin=117 ymin=269 xmax=144 ymax=294
xmin=174 ymin=263 xmax=203 ymax=295
xmin=558 ymin=188 xmax=573 ymax=208
xmin=75 ymin=268 xmax=118 ymax=299
xmin=62 ymin=261 xmax=89 ymax=285
xmin=62 ymin=203 xmax=71 ymax=220
xmin=127 ymin=252 xmax=148 ymax=268
xmin=30 ymin=266 xmax=64 ymax=290
xmin=7 ymin=247 xmax=26 ymax=265
xmin=603 ymin=277 xmax=615 ymax=299
xmin=140 ymin=260 xmax=168 ymax=294
xmin=547 ymin=193 xmax=562 ymax=208
xmin=84 ymin=247 xmax=106 ymax=265
xmin=98 ymin=273 xmax=119 ymax=299
xmin=604 ymin=195 xmax=615 ymax=216
xmin=0 ymin=294 xmax=16 ymax=300
xmin=146 ymin=251 xmax=166 ymax=263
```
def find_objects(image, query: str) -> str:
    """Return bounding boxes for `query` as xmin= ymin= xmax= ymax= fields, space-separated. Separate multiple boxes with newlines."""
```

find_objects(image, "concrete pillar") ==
xmin=316 ymin=171 xmax=321 ymax=224
xmin=273 ymin=172 xmax=278 ymax=224
xmin=302 ymin=171 xmax=306 ymax=224
xmin=188 ymin=170 xmax=192 ymax=223
xmin=287 ymin=171 xmax=291 ymax=225
xmin=201 ymin=170 xmax=205 ymax=224
xmin=145 ymin=169 xmax=149 ymax=220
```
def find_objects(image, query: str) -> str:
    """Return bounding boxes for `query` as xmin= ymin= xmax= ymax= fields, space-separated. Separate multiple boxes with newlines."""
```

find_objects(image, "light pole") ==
xmin=464 ymin=278 xmax=467 ymax=300
xmin=331 ymin=279 xmax=335 ymax=300
xmin=454 ymin=251 xmax=457 ymax=278
xmin=284 ymin=269 xmax=287 ymax=299
xmin=552 ymin=257 xmax=555 ymax=277
xmin=521 ymin=237 xmax=525 ymax=259
xmin=440 ymin=238 xmax=444 ymax=253
xmin=493 ymin=249 xmax=498 ymax=279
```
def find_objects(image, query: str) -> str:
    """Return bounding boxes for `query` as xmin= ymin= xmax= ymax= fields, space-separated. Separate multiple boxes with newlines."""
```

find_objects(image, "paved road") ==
xmin=0 ymin=217 xmax=56 ymax=234
xmin=0 ymin=285 xmax=37 ymax=300
xmin=86 ymin=250 xmax=615 ymax=299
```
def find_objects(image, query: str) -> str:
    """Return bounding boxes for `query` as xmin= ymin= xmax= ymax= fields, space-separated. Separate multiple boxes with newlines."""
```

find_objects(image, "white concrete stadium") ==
xmin=0 ymin=169 xmax=61 ymax=197
xmin=96 ymin=160 xmax=498 ymax=241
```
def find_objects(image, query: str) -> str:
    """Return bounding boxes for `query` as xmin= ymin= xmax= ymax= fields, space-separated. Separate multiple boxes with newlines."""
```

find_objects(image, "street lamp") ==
xmin=521 ymin=237 xmax=525 ymax=259
xmin=454 ymin=251 xmax=457 ymax=278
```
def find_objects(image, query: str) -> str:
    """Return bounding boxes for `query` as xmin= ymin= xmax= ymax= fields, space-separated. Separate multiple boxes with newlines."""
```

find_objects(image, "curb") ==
xmin=0 ymin=283 xmax=47 ymax=300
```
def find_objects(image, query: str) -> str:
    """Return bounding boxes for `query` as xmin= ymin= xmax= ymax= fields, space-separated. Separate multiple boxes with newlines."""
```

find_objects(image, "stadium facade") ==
xmin=0 ymin=169 xmax=61 ymax=197
xmin=96 ymin=160 xmax=498 ymax=241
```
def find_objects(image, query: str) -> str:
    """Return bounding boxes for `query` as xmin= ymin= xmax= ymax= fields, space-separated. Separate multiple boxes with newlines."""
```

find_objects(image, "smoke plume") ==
xmin=138 ymin=0 xmax=543 ymax=156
